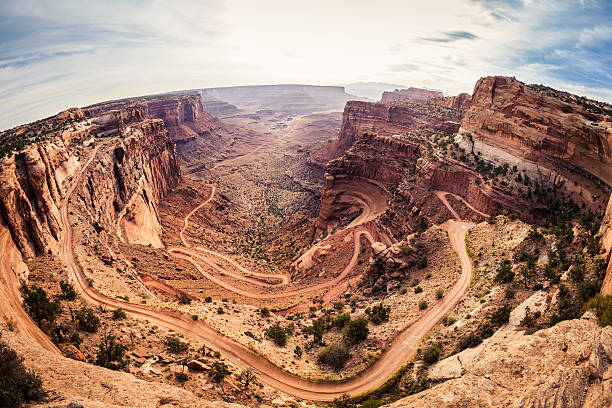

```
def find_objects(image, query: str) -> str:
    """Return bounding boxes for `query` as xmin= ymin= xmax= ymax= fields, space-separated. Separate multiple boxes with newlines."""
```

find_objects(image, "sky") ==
xmin=1 ymin=0 xmax=611 ymax=130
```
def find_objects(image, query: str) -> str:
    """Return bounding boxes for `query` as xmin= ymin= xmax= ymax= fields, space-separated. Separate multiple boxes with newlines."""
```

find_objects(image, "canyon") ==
xmin=0 ymin=76 xmax=610 ymax=408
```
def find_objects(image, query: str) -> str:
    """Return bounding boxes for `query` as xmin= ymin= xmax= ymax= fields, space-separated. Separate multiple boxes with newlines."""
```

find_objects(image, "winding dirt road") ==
xmin=58 ymin=142 xmax=477 ymax=401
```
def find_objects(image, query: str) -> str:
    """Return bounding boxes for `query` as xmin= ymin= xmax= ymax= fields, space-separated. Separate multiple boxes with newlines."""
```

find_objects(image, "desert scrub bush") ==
xmin=422 ymin=343 xmax=441 ymax=365
xmin=112 ymin=308 xmax=126 ymax=320
xmin=414 ymin=286 xmax=423 ymax=294
xmin=588 ymin=294 xmax=612 ymax=326
xmin=293 ymin=345 xmax=303 ymax=358
xmin=417 ymin=256 xmax=428 ymax=269
xmin=365 ymin=303 xmax=390 ymax=324
xmin=20 ymin=284 xmax=61 ymax=328
xmin=0 ymin=340 xmax=46 ymax=407
xmin=96 ymin=334 xmax=129 ymax=370
xmin=442 ymin=315 xmax=456 ymax=326
xmin=265 ymin=324 xmax=287 ymax=346
xmin=166 ymin=336 xmax=189 ymax=353
xmin=259 ymin=307 xmax=270 ymax=317
xmin=334 ymin=312 xmax=351 ymax=328
xmin=317 ymin=343 xmax=350 ymax=370
xmin=345 ymin=317 xmax=369 ymax=344
xmin=209 ymin=361 xmax=230 ymax=383
xmin=436 ymin=288 xmax=444 ymax=299
xmin=74 ymin=306 xmax=101 ymax=333
xmin=418 ymin=300 xmax=428 ymax=310
xmin=494 ymin=262 xmax=514 ymax=283
xmin=59 ymin=280 xmax=77 ymax=301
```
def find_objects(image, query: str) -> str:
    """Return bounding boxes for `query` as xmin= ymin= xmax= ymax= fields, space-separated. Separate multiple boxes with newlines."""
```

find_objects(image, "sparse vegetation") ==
xmin=318 ymin=343 xmax=350 ymax=370
xmin=345 ymin=317 xmax=369 ymax=344
xmin=59 ymin=280 xmax=77 ymax=301
xmin=365 ymin=303 xmax=390 ymax=324
xmin=20 ymin=284 xmax=61 ymax=328
xmin=74 ymin=306 xmax=101 ymax=333
xmin=112 ymin=308 xmax=126 ymax=320
xmin=0 ymin=340 xmax=46 ymax=407
xmin=96 ymin=333 xmax=129 ymax=370
xmin=265 ymin=324 xmax=288 ymax=346
xmin=166 ymin=336 xmax=189 ymax=353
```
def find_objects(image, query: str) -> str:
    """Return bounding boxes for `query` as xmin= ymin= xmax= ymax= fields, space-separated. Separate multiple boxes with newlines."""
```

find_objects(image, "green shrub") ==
xmin=209 ymin=361 xmax=230 ymax=383
xmin=96 ymin=335 xmax=129 ymax=370
xmin=59 ymin=281 xmax=77 ymax=301
xmin=489 ymin=305 xmax=511 ymax=326
xmin=442 ymin=316 xmax=456 ymax=326
xmin=417 ymin=256 xmax=428 ymax=269
xmin=317 ymin=344 xmax=350 ymax=370
xmin=494 ymin=263 xmax=514 ymax=283
xmin=75 ymin=306 xmax=100 ymax=333
xmin=419 ymin=300 xmax=428 ymax=310
xmin=588 ymin=295 xmax=612 ymax=326
xmin=423 ymin=343 xmax=441 ymax=365
xmin=0 ymin=341 xmax=46 ymax=407
xmin=345 ymin=318 xmax=369 ymax=344
xmin=436 ymin=289 xmax=444 ymax=299
xmin=334 ymin=313 xmax=351 ymax=328
xmin=414 ymin=286 xmax=423 ymax=294
xmin=365 ymin=303 xmax=390 ymax=324
xmin=112 ymin=308 xmax=126 ymax=320
xmin=265 ymin=324 xmax=287 ymax=347
xmin=20 ymin=284 xmax=61 ymax=328
xmin=217 ymin=307 xmax=224 ymax=314
xmin=294 ymin=345 xmax=303 ymax=358
xmin=259 ymin=307 xmax=270 ymax=317
xmin=166 ymin=336 xmax=189 ymax=353
xmin=204 ymin=296 xmax=212 ymax=302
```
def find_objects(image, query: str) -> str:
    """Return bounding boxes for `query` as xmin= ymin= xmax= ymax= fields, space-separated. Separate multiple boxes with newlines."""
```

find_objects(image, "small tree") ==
xmin=236 ymin=368 xmax=256 ymax=389
xmin=209 ymin=361 xmax=230 ymax=383
xmin=59 ymin=281 xmax=77 ymax=301
xmin=96 ymin=331 xmax=129 ymax=371
xmin=112 ymin=308 xmax=126 ymax=320
xmin=422 ymin=343 xmax=441 ymax=365
xmin=318 ymin=344 xmax=350 ymax=370
xmin=166 ymin=336 xmax=189 ymax=353
xmin=20 ymin=284 xmax=61 ymax=328
xmin=74 ymin=306 xmax=101 ymax=333
xmin=345 ymin=317 xmax=369 ymax=344
xmin=0 ymin=341 xmax=46 ymax=407
xmin=265 ymin=324 xmax=287 ymax=347
xmin=365 ymin=303 xmax=390 ymax=324
xmin=494 ymin=263 xmax=514 ymax=284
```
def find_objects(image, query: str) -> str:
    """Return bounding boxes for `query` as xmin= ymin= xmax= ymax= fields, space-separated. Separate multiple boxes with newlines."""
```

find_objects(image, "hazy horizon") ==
xmin=2 ymin=0 xmax=612 ymax=130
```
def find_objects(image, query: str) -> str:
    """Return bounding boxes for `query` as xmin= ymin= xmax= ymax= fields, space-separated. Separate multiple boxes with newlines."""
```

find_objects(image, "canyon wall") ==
xmin=460 ymin=76 xmax=612 ymax=211
xmin=314 ymin=100 xmax=464 ymax=165
xmin=600 ymin=196 xmax=612 ymax=295
xmin=430 ymin=92 xmax=471 ymax=111
xmin=0 ymin=105 xmax=180 ymax=343
xmin=380 ymin=87 xmax=443 ymax=103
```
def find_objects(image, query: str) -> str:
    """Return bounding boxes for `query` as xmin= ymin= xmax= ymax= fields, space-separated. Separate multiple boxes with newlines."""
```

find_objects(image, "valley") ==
xmin=0 ymin=78 xmax=611 ymax=408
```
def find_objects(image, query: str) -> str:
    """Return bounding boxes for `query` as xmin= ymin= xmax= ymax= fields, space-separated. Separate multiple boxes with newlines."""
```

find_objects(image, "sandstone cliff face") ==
xmin=76 ymin=119 xmax=180 ymax=249
xmin=461 ymin=76 xmax=612 ymax=194
xmin=380 ymin=87 xmax=443 ymax=104
xmin=315 ymin=133 xmax=527 ymax=239
xmin=314 ymin=101 xmax=464 ymax=164
xmin=600 ymin=195 xmax=612 ymax=295
xmin=430 ymin=92 xmax=471 ymax=111
xmin=390 ymin=314 xmax=612 ymax=408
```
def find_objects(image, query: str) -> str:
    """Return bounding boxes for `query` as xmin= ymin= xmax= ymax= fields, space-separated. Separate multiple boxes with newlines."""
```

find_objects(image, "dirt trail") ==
xmin=434 ymin=190 xmax=488 ymax=220
xmin=55 ymin=140 xmax=477 ymax=401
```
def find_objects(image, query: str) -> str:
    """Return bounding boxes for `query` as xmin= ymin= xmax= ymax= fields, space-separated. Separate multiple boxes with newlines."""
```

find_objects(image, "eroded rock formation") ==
xmin=314 ymin=101 xmax=464 ymax=164
xmin=380 ymin=87 xmax=443 ymax=104
xmin=460 ymin=76 xmax=611 ymax=210
xmin=431 ymin=92 xmax=471 ymax=111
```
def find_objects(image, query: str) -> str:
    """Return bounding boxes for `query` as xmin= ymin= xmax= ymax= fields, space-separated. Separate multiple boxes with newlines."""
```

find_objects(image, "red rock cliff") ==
xmin=461 ymin=76 xmax=612 ymax=191
xmin=314 ymin=100 xmax=464 ymax=164
xmin=380 ymin=87 xmax=444 ymax=103
xmin=431 ymin=93 xmax=471 ymax=110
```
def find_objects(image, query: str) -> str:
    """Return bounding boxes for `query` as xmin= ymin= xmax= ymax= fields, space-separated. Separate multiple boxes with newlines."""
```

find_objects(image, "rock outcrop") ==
xmin=389 ymin=314 xmax=612 ymax=408
xmin=430 ymin=93 xmax=471 ymax=111
xmin=314 ymin=101 xmax=464 ymax=164
xmin=600 ymin=195 xmax=612 ymax=295
xmin=460 ymin=76 xmax=612 ymax=210
xmin=380 ymin=87 xmax=443 ymax=104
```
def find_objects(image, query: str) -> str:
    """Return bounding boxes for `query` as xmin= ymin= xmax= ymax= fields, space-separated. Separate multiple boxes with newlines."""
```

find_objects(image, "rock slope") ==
xmin=389 ymin=313 xmax=612 ymax=408
xmin=460 ymin=76 xmax=611 ymax=210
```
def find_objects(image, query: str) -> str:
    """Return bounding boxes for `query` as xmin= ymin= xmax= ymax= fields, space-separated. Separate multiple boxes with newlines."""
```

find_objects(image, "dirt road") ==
xmin=57 ymin=142 xmax=477 ymax=401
